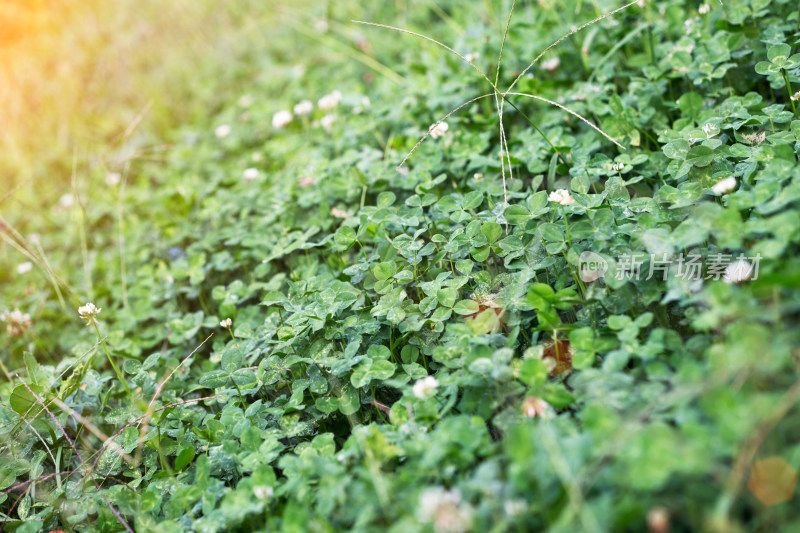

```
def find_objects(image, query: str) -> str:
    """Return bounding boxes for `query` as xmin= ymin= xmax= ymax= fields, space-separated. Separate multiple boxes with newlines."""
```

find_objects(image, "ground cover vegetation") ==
xmin=2 ymin=0 xmax=800 ymax=531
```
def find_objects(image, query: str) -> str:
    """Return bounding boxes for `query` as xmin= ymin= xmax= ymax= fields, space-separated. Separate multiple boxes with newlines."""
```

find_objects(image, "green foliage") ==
xmin=2 ymin=0 xmax=800 ymax=532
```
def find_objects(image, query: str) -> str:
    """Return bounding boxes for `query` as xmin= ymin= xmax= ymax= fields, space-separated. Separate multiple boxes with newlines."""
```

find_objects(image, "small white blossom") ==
xmin=215 ymin=124 xmax=231 ymax=138
xmin=331 ymin=207 xmax=352 ymax=219
xmin=253 ymin=485 xmax=273 ymax=500
xmin=548 ymin=189 xmax=574 ymax=206
xmin=792 ymin=91 xmax=800 ymax=102
xmin=723 ymin=260 xmax=753 ymax=284
xmin=413 ymin=376 xmax=439 ymax=399
xmin=741 ymin=130 xmax=766 ymax=146
xmin=612 ymin=162 xmax=624 ymax=172
xmin=417 ymin=488 xmax=474 ymax=533
xmin=504 ymin=500 xmax=526 ymax=517
xmin=430 ymin=121 xmax=449 ymax=139
xmin=105 ymin=172 xmax=121 ymax=186
xmin=647 ymin=507 xmax=670 ymax=533
xmin=699 ymin=4 xmax=710 ymax=14
xmin=220 ymin=318 xmax=233 ymax=328
xmin=541 ymin=57 xmax=560 ymax=72
xmin=1 ymin=309 xmax=32 ymax=337
xmin=318 ymin=90 xmax=342 ymax=111
xmin=293 ymin=100 xmax=313 ymax=115
xmin=272 ymin=110 xmax=293 ymax=129
xmin=465 ymin=52 xmax=479 ymax=63
xmin=16 ymin=262 xmax=33 ymax=274
xmin=522 ymin=396 xmax=551 ymax=418
xmin=78 ymin=303 xmax=101 ymax=326
xmin=58 ymin=193 xmax=75 ymax=209
xmin=711 ymin=176 xmax=737 ymax=195
xmin=320 ymin=114 xmax=336 ymax=132
xmin=243 ymin=168 xmax=259 ymax=182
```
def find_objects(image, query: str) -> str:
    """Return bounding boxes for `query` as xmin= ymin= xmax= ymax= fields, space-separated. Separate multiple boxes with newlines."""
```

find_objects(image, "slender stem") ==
xmin=561 ymin=205 xmax=572 ymax=249
xmin=232 ymin=380 xmax=247 ymax=410
xmin=227 ymin=327 xmax=239 ymax=350
xmin=93 ymin=323 xmax=132 ymax=398
xmin=781 ymin=69 xmax=798 ymax=118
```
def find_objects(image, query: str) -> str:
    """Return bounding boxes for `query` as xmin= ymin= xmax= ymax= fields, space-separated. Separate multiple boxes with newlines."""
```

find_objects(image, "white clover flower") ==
xmin=331 ymin=207 xmax=352 ymax=219
xmin=465 ymin=52 xmax=480 ymax=63
xmin=320 ymin=113 xmax=336 ymax=132
xmin=417 ymin=488 xmax=474 ymax=533
xmin=318 ymin=90 xmax=342 ymax=111
xmin=522 ymin=396 xmax=551 ymax=418
xmin=243 ymin=168 xmax=259 ymax=182
xmin=1 ymin=309 xmax=32 ymax=337
xmin=723 ymin=260 xmax=753 ymax=284
xmin=792 ymin=91 xmax=800 ymax=102
xmin=711 ymin=176 xmax=737 ymax=195
xmin=253 ymin=485 xmax=273 ymax=500
xmin=612 ymin=162 xmax=624 ymax=172
xmin=548 ymin=189 xmax=574 ymax=206
xmin=272 ymin=110 xmax=293 ymax=129
xmin=78 ymin=302 xmax=101 ymax=326
xmin=541 ymin=57 xmax=560 ymax=72
xmin=220 ymin=318 xmax=233 ymax=328
xmin=647 ymin=507 xmax=670 ymax=533
xmin=105 ymin=172 xmax=121 ymax=186
xmin=430 ymin=121 xmax=449 ymax=139
xmin=699 ymin=4 xmax=710 ymax=15
xmin=741 ymin=130 xmax=766 ymax=146
xmin=215 ymin=124 xmax=231 ymax=138
xmin=58 ymin=193 xmax=75 ymax=209
xmin=504 ymin=500 xmax=526 ymax=517
xmin=293 ymin=100 xmax=313 ymax=115
xmin=16 ymin=262 xmax=33 ymax=274
xmin=413 ymin=376 xmax=439 ymax=399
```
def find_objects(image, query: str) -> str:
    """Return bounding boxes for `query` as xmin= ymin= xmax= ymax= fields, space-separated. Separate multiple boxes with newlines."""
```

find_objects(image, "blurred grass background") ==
xmin=0 ymin=0 xmax=451 ymax=217
xmin=0 ymin=0 xmax=313 ymax=205
xmin=0 ymin=0 xmax=451 ymax=303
